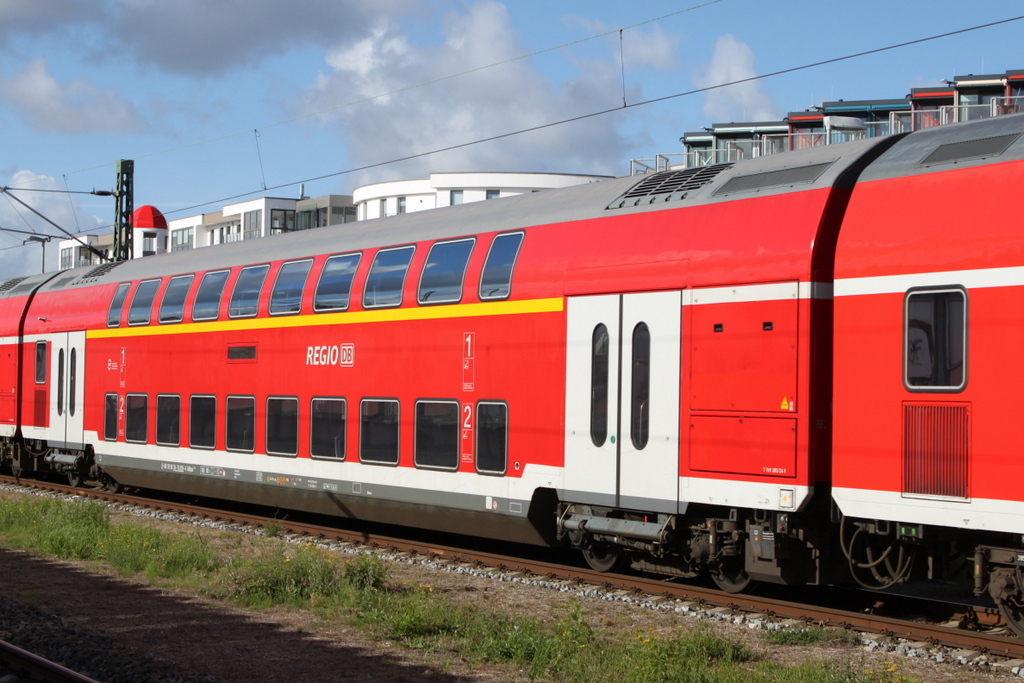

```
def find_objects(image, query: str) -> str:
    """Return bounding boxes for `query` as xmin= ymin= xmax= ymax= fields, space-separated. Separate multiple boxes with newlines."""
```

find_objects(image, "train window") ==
xmin=418 ymin=239 xmax=474 ymax=305
xmin=479 ymin=232 xmax=523 ymax=300
xmin=266 ymin=397 xmax=299 ymax=457
xmin=34 ymin=341 xmax=46 ymax=384
xmin=189 ymin=395 xmax=216 ymax=449
xmin=314 ymin=253 xmax=361 ymax=312
xmin=156 ymin=395 xmax=180 ymax=447
xmin=229 ymin=265 xmax=270 ymax=319
xmin=56 ymin=349 xmax=64 ymax=416
xmin=159 ymin=275 xmax=194 ymax=324
xmin=69 ymin=348 xmax=76 ymax=416
xmin=363 ymin=246 xmax=414 ymax=309
xmin=414 ymin=400 xmax=459 ymax=470
xmin=192 ymin=270 xmax=229 ymax=322
xmin=630 ymin=323 xmax=650 ymax=450
xmin=311 ymin=398 xmax=346 ymax=459
xmin=125 ymin=394 xmax=148 ymax=443
xmin=107 ymin=282 xmax=131 ymax=327
xmin=226 ymin=396 xmax=256 ymax=452
xmin=590 ymin=324 xmax=610 ymax=447
xmin=905 ymin=288 xmax=967 ymax=391
xmin=104 ymin=393 xmax=118 ymax=441
xmin=476 ymin=402 xmax=507 ymax=475
xmin=128 ymin=279 xmax=161 ymax=326
xmin=360 ymin=399 xmax=399 ymax=465
xmin=270 ymin=260 xmax=313 ymax=316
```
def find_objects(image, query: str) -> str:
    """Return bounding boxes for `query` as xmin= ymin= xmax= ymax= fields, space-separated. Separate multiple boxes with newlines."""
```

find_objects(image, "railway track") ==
xmin=4 ymin=474 xmax=1024 ymax=664
xmin=0 ymin=637 xmax=102 ymax=683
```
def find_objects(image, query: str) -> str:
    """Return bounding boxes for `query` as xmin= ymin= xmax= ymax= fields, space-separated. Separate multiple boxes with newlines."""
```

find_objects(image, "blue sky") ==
xmin=1 ymin=0 xmax=1022 ymax=276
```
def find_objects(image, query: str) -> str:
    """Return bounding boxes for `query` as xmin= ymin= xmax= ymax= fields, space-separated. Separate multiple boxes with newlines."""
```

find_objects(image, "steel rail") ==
xmin=0 ymin=638 xmax=103 ymax=683
xmin=4 ymin=474 xmax=1024 ymax=659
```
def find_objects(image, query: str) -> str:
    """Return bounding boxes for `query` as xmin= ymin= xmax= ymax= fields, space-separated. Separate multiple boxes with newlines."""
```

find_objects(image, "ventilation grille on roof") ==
xmin=81 ymin=261 xmax=123 ymax=280
xmin=0 ymin=277 xmax=28 ymax=294
xmin=712 ymin=161 xmax=835 ymax=196
xmin=49 ymin=276 xmax=77 ymax=290
xmin=7 ymin=282 xmax=38 ymax=296
xmin=918 ymin=132 xmax=1021 ymax=167
xmin=606 ymin=163 xmax=733 ymax=209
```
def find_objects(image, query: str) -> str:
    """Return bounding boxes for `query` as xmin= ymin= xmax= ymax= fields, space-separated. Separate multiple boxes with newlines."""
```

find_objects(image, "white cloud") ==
xmin=622 ymin=24 xmax=680 ymax=72
xmin=304 ymin=0 xmax=633 ymax=183
xmin=0 ymin=58 xmax=148 ymax=133
xmin=0 ymin=170 xmax=103 ymax=278
xmin=692 ymin=35 xmax=779 ymax=122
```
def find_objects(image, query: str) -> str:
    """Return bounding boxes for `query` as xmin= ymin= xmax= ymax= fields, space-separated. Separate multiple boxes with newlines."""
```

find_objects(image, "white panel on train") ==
xmin=48 ymin=331 xmax=86 ymax=448
xmin=563 ymin=292 xmax=681 ymax=513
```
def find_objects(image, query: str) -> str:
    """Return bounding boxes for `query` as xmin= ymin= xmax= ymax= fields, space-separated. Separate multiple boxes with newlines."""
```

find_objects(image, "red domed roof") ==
xmin=133 ymin=205 xmax=167 ymax=230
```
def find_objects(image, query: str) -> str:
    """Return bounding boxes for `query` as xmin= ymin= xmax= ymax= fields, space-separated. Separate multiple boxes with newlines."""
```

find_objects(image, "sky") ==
xmin=1 ymin=0 xmax=1022 ymax=276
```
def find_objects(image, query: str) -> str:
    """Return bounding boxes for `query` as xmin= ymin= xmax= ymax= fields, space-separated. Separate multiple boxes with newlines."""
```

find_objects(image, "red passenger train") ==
xmin=4 ymin=113 xmax=1024 ymax=629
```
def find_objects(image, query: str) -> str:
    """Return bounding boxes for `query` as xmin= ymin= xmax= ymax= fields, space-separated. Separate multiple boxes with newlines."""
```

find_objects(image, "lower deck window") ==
xmin=104 ymin=394 xmax=118 ymax=441
xmin=190 ymin=395 xmax=216 ymax=449
xmin=226 ymin=396 xmax=255 ymax=452
xmin=125 ymin=394 xmax=148 ymax=443
xmin=311 ymin=398 xmax=346 ymax=459
xmin=360 ymin=399 xmax=399 ymax=464
xmin=476 ymin=402 xmax=507 ymax=474
xmin=266 ymin=397 xmax=298 ymax=456
xmin=156 ymin=395 xmax=180 ymax=446
xmin=905 ymin=288 xmax=966 ymax=390
xmin=414 ymin=401 xmax=459 ymax=470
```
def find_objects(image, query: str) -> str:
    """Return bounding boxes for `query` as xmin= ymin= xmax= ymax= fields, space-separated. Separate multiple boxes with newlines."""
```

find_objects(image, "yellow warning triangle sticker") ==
xmin=780 ymin=397 xmax=790 ymax=410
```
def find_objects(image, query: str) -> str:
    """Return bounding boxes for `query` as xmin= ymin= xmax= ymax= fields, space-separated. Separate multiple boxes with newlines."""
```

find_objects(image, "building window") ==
xmin=905 ymin=288 xmax=966 ymax=390
xmin=170 ymin=227 xmax=193 ymax=252
xmin=311 ymin=398 xmax=346 ymax=459
xmin=486 ymin=189 xmax=500 ymax=200
xmin=379 ymin=198 xmax=387 ymax=218
xmin=60 ymin=248 xmax=72 ymax=271
xmin=266 ymin=397 xmax=299 ymax=457
xmin=190 ymin=395 xmax=216 ymax=449
xmin=450 ymin=190 xmax=463 ymax=206
xmin=243 ymin=210 xmax=262 ymax=240
xmin=226 ymin=396 xmax=255 ymax=452
xmin=360 ymin=399 xmax=399 ymax=465
xmin=143 ymin=232 xmax=156 ymax=255
xmin=156 ymin=395 xmax=180 ymax=447
xmin=414 ymin=401 xmax=459 ymax=470
xmin=397 ymin=197 xmax=406 ymax=214
xmin=270 ymin=209 xmax=295 ymax=235
xmin=297 ymin=210 xmax=314 ymax=231
xmin=125 ymin=394 xmax=148 ymax=443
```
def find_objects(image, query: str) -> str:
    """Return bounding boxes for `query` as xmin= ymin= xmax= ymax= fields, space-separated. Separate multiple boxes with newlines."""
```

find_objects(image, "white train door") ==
xmin=564 ymin=291 xmax=681 ymax=513
xmin=48 ymin=331 xmax=86 ymax=448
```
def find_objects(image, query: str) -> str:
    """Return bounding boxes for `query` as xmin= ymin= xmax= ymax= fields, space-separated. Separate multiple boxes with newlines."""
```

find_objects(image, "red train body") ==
xmin=5 ymin=113 xmax=1024 ymax=626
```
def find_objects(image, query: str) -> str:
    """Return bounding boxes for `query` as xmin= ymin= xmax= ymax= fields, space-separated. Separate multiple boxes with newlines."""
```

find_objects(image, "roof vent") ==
xmin=712 ymin=161 xmax=835 ymax=196
xmin=0 ymin=277 xmax=28 ymax=294
xmin=918 ymin=132 xmax=1021 ymax=167
xmin=606 ymin=163 xmax=734 ymax=209
xmin=80 ymin=261 xmax=124 ymax=280
xmin=49 ymin=275 xmax=77 ymax=290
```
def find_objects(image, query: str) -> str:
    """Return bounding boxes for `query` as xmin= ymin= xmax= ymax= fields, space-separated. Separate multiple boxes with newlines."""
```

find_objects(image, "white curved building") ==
xmin=353 ymin=171 xmax=612 ymax=220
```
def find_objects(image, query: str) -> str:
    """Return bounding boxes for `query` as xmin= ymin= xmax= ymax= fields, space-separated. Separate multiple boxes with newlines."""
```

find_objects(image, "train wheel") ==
xmin=711 ymin=559 xmax=754 ymax=593
xmin=998 ymin=597 xmax=1024 ymax=638
xmin=67 ymin=472 xmax=83 ymax=488
xmin=581 ymin=545 xmax=629 ymax=573
xmin=106 ymin=478 xmax=123 ymax=494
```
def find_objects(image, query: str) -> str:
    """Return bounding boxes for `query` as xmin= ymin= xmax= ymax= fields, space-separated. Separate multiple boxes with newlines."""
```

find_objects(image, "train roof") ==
xmin=6 ymin=133 xmax=901 ymax=298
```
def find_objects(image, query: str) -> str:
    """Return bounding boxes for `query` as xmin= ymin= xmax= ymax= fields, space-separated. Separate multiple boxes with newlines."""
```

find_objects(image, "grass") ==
xmin=0 ymin=494 xmax=910 ymax=683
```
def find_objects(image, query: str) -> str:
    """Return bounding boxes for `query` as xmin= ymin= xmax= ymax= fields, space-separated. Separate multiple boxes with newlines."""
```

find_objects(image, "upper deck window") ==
xmin=192 ymin=270 xmax=229 ymax=322
xmin=418 ymin=239 xmax=474 ymax=305
xmin=479 ymin=232 xmax=523 ymax=300
xmin=363 ymin=246 xmax=414 ymax=309
xmin=229 ymin=264 xmax=270 ymax=319
xmin=270 ymin=259 xmax=313 ymax=316
xmin=159 ymin=274 xmax=194 ymax=324
xmin=314 ymin=253 xmax=361 ymax=312
xmin=905 ymin=288 xmax=967 ymax=391
xmin=128 ymin=279 xmax=161 ymax=326
xmin=107 ymin=282 xmax=131 ymax=327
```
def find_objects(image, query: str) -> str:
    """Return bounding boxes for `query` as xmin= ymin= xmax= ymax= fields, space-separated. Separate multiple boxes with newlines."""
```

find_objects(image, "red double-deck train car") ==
xmin=5 ymin=113 xmax=1024 ymax=629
